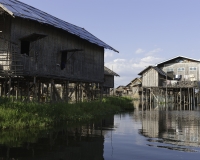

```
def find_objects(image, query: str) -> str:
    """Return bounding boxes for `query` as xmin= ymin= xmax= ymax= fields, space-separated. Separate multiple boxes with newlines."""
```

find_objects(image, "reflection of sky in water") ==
xmin=103 ymin=109 xmax=200 ymax=160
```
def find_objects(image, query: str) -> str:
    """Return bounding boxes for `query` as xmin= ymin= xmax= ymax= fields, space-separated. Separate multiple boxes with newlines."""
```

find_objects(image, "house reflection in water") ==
xmin=139 ymin=108 xmax=200 ymax=148
xmin=0 ymin=116 xmax=114 ymax=160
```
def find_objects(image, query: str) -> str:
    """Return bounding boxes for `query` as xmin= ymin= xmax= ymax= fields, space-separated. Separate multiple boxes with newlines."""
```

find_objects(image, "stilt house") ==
xmin=0 ymin=0 xmax=118 ymax=101
xmin=156 ymin=56 xmax=200 ymax=87
xmin=127 ymin=77 xmax=142 ymax=99
xmin=138 ymin=66 xmax=168 ymax=87
xmin=138 ymin=56 xmax=200 ymax=106
xmin=103 ymin=66 xmax=119 ymax=95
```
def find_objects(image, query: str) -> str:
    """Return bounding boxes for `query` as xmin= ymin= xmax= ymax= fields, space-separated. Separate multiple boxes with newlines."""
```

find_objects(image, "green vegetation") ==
xmin=0 ymin=96 xmax=133 ymax=130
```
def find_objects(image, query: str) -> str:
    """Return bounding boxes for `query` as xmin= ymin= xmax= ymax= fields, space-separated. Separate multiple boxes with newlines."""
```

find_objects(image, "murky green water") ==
xmin=1 ymin=103 xmax=200 ymax=160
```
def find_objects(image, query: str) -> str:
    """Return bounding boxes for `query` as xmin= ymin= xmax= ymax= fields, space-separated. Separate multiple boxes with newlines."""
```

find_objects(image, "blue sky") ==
xmin=19 ymin=0 xmax=200 ymax=87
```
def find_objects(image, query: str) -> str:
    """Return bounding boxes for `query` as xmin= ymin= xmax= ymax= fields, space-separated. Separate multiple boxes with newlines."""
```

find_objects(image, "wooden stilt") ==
xmin=38 ymin=81 xmax=41 ymax=102
xmin=50 ymin=80 xmax=53 ymax=102
xmin=75 ymin=83 xmax=78 ymax=103
xmin=66 ymin=81 xmax=69 ymax=103
xmin=189 ymin=88 xmax=191 ymax=109
xmin=0 ymin=82 xmax=2 ymax=97
xmin=193 ymin=87 xmax=195 ymax=107
xmin=60 ymin=83 xmax=63 ymax=100
xmin=8 ymin=77 xmax=11 ymax=99
xmin=80 ymin=82 xmax=83 ymax=102
xmin=33 ymin=77 xmax=36 ymax=102
xmin=142 ymin=87 xmax=144 ymax=110
xmin=27 ymin=82 xmax=30 ymax=102
xmin=16 ymin=78 xmax=19 ymax=100
xmin=46 ymin=83 xmax=49 ymax=102
xmin=150 ymin=88 xmax=151 ymax=110
xmin=180 ymin=87 xmax=182 ymax=105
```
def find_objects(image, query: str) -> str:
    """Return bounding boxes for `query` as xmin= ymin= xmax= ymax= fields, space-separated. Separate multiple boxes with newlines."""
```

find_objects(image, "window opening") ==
xmin=189 ymin=67 xmax=197 ymax=71
xmin=60 ymin=49 xmax=83 ymax=70
xmin=61 ymin=52 xmax=67 ymax=70
xmin=21 ymin=40 xmax=30 ymax=55
xmin=177 ymin=67 xmax=185 ymax=71
xmin=167 ymin=68 xmax=173 ymax=72
xmin=20 ymin=33 xmax=47 ymax=56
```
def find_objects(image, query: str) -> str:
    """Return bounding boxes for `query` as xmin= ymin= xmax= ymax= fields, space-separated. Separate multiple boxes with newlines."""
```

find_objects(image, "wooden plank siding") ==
xmin=104 ymin=75 xmax=114 ymax=88
xmin=9 ymin=17 xmax=104 ymax=83
xmin=0 ymin=13 xmax=12 ymax=71
xmin=142 ymin=68 xmax=159 ymax=87
xmin=160 ymin=62 xmax=200 ymax=82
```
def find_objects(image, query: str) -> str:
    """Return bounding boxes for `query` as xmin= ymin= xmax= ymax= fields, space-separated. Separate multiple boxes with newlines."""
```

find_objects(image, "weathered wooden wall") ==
xmin=142 ymin=68 xmax=158 ymax=87
xmin=132 ymin=86 xmax=141 ymax=99
xmin=0 ymin=13 xmax=11 ymax=71
xmin=160 ymin=61 xmax=200 ymax=81
xmin=103 ymin=75 xmax=114 ymax=88
xmin=9 ymin=17 xmax=104 ymax=83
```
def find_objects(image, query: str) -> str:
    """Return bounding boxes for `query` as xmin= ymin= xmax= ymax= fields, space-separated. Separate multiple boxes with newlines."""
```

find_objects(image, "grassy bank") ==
xmin=0 ymin=96 xmax=133 ymax=130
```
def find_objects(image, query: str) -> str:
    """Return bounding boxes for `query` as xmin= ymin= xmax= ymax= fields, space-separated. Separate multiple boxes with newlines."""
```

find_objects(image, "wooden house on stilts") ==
xmin=138 ymin=56 xmax=200 ymax=108
xmin=103 ymin=66 xmax=119 ymax=96
xmin=0 ymin=0 xmax=118 ymax=102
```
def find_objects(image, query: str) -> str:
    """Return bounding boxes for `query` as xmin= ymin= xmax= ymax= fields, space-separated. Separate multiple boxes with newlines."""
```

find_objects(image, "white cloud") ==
xmin=135 ymin=48 xmax=145 ymax=54
xmin=141 ymin=56 xmax=161 ymax=63
xmin=114 ymin=59 xmax=126 ymax=62
xmin=105 ymin=56 xmax=163 ymax=86
xmin=146 ymin=48 xmax=163 ymax=55
xmin=104 ymin=49 xmax=114 ymax=58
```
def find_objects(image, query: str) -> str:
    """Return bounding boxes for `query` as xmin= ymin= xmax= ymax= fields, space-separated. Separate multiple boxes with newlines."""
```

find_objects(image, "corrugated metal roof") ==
xmin=138 ymin=65 xmax=167 ymax=76
xmin=156 ymin=55 xmax=200 ymax=66
xmin=0 ymin=0 xmax=118 ymax=53
xmin=104 ymin=66 xmax=119 ymax=76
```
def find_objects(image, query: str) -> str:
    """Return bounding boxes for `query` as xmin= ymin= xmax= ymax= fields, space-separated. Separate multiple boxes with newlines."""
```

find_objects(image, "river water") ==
xmin=1 ymin=103 xmax=200 ymax=160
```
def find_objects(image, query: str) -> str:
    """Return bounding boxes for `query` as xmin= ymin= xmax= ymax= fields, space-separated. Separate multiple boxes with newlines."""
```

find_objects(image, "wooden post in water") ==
xmin=193 ymin=87 xmax=195 ymax=108
xmin=146 ymin=88 xmax=147 ymax=104
xmin=142 ymin=87 xmax=144 ymax=111
xmin=184 ymin=89 xmax=185 ymax=110
xmin=180 ymin=87 xmax=182 ymax=105
xmin=150 ymin=88 xmax=151 ymax=110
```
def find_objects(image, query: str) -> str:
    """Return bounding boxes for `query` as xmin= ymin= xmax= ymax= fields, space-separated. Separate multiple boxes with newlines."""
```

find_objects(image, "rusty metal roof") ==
xmin=104 ymin=66 xmax=119 ymax=76
xmin=0 ymin=0 xmax=118 ymax=53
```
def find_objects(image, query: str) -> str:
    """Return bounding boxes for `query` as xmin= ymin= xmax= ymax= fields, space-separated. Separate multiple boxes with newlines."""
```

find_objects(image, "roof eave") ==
xmin=0 ymin=4 xmax=14 ymax=17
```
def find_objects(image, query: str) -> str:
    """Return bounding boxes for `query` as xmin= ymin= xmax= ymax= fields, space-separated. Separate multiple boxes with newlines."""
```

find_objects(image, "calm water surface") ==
xmin=1 ymin=104 xmax=200 ymax=160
